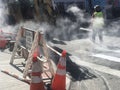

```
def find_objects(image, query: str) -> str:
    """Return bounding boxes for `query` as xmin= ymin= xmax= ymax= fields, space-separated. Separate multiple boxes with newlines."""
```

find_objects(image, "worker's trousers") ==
xmin=92 ymin=29 xmax=103 ymax=43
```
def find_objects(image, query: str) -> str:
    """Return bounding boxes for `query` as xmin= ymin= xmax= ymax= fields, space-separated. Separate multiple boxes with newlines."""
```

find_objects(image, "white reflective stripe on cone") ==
xmin=56 ymin=68 xmax=66 ymax=75
xmin=31 ymin=76 xmax=42 ymax=83
xmin=59 ymin=57 xmax=66 ymax=67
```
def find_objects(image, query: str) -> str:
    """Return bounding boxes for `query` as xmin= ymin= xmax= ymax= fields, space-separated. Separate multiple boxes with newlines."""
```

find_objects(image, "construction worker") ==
xmin=91 ymin=5 xmax=105 ymax=43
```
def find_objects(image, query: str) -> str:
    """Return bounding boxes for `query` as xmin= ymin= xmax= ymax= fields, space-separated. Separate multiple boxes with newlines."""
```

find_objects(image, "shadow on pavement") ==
xmin=49 ymin=46 xmax=97 ymax=81
xmin=67 ymin=56 xmax=97 ymax=81
xmin=51 ymin=39 xmax=66 ymax=45
xmin=10 ymin=45 xmax=97 ymax=82
xmin=10 ymin=63 xmax=24 ymax=73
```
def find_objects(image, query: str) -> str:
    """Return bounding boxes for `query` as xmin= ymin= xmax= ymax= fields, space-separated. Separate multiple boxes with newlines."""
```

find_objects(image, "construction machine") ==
xmin=5 ymin=0 xmax=85 ymax=24
xmin=5 ymin=0 xmax=54 ymax=24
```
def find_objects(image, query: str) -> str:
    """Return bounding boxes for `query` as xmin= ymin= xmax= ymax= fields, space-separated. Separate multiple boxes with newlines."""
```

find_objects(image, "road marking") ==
xmin=94 ymin=46 xmax=120 ymax=53
xmin=92 ymin=54 xmax=120 ymax=62
xmin=113 ymin=50 xmax=120 ymax=53
xmin=70 ymin=56 xmax=120 ymax=78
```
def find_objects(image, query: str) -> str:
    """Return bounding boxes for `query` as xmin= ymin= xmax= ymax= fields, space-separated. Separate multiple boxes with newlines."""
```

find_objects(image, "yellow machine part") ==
xmin=43 ymin=0 xmax=53 ymax=16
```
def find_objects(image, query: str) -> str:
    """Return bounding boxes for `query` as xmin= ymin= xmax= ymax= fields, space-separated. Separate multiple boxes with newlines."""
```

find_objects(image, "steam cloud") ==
xmin=0 ymin=1 xmax=6 ymax=28
xmin=0 ymin=1 xmax=18 ymax=34
xmin=45 ymin=5 xmax=91 ymax=41
xmin=0 ymin=2 xmax=119 ymax=43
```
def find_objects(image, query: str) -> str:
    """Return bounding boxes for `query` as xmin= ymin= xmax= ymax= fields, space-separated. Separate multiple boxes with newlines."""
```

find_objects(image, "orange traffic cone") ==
xmin=30 ymin=48 xmax=46 ymax=90
xmin=51 ymin=50 xmax=66 ymax=90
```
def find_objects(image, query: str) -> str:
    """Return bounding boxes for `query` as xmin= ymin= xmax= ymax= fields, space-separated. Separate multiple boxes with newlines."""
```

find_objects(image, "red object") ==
xmin=30 ymin=83 xmax=45 ymax=90
xmin=62 ymin=50 xmax=67 ymax=57
xmin=32 ymin=53 xmax=38 ymax=62
xmin=32 ymin=48 xmax=40 ymax=62
xmin=0 ymin=35 xmax=7 ymax=48
xmin=31 ymin=72 xmax=41 ymax=76
xmin=51 ymin=50 xmax=66 ymax=90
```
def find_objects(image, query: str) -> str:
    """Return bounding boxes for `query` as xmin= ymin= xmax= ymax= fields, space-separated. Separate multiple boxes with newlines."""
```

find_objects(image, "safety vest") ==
xmin=92 ymin=12 xmax=104 ymax=29
xmin=94 ymin=12 xmax=103 ymax=18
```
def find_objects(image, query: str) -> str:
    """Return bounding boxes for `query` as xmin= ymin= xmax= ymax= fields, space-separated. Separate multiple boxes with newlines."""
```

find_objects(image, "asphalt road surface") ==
xmin=48 ymin=34 xmax=120 ymax=90
xmin=1 ymin=24 xmax=120 ymax=90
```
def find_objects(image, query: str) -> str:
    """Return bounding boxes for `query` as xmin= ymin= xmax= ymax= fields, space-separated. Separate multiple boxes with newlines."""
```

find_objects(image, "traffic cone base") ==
xmin=30 ymin=82 xmax=45 ymax=90
xmin=52 ymin=74 xmax=66 ymax=90
xmin=51 ymin=50 xmax=66 ymax=90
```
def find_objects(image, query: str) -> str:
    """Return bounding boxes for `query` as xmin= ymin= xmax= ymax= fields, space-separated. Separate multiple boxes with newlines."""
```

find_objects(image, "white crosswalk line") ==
xmin=94 ymin=46 xmax=120 ymax=53
xmin=113 ymin=50 xmax=120 ymax=53
xmin=92 ymin=54 xmax=120 ymax=62
xmin=92 ymin=45 xmax=120 ymax=62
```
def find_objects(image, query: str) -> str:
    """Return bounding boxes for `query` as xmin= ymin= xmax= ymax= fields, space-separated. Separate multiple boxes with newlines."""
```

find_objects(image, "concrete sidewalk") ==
xmin=0 ymin=51 xmax=29 ymax=90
